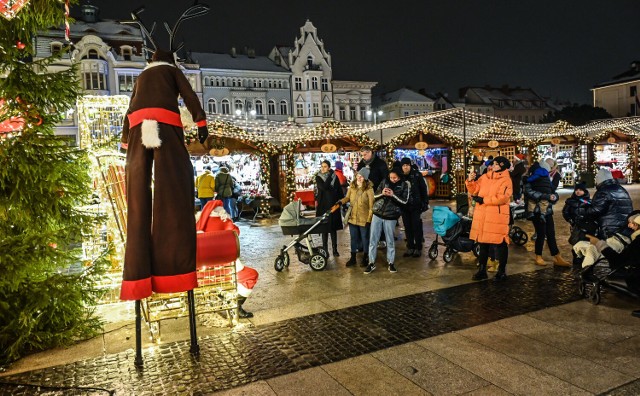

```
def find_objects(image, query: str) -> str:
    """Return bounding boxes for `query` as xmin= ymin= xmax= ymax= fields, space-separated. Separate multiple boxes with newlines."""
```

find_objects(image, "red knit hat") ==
xmin=515 ymin=153 xmax=526 ymax=161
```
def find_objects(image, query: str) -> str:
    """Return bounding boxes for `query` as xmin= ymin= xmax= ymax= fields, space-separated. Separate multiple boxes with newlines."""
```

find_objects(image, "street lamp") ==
xmin=367 ymin=109 xmax=384 ymax=143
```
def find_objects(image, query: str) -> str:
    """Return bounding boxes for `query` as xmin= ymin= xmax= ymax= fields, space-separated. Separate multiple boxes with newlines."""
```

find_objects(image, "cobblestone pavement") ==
xmin=0 ymin=268 xmax=582 ymax=395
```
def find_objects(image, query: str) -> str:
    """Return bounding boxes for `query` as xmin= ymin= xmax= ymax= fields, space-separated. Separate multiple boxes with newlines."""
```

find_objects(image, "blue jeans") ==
xmin=349 ymin=223 xmax=370 ymax=254
xmin=198 ymin=197 xmax=212 ymax=210
xmin=368 ymin=215 xmax=397 ymax=264
xmin=222 ymin=197 xmax=237 ymax=218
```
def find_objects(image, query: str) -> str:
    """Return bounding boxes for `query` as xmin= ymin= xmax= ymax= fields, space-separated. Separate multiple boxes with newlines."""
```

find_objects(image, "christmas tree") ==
xmin=0 ymin=0 xmax=107 ymax=366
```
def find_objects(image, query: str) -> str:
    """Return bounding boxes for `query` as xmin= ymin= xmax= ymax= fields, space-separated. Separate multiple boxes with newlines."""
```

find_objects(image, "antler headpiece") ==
xmin=121 ymin=1 xmax=210 ymax=62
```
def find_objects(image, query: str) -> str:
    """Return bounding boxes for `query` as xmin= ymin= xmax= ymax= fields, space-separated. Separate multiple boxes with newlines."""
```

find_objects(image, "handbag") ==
xmin=568 ymin=226 xmax=585 ymax=246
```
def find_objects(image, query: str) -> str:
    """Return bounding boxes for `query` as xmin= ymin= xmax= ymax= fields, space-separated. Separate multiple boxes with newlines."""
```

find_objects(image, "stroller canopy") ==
xmin=433 ymin=206 xmax=461 ymax=237
xmin=279 ymin=200 xmax=317 ymax=227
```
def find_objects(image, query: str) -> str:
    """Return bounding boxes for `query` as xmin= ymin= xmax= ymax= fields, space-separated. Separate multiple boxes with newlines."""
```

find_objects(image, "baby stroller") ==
xmin=275 ymin=199 xmax=338 ymax=272
xmin=509 ymin=202 xmax=528 ymax=246
xmin=578 ymin=257 xmax=639 ymax=305
xmin=428 ymin=206 xmax=479 ymax=263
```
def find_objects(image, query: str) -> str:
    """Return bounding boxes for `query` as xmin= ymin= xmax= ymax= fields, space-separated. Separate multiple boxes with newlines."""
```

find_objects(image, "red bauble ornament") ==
xmin=16 ymin=41 xmax=25 ymax=50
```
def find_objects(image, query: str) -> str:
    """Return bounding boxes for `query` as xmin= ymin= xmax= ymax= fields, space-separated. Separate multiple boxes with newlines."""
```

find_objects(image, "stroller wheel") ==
xmin=443 ymin=248 xmax=455 ymax=263
xmin=283 ymin=252 xmax=290 ymax=267
xmin=274 ymin=256 xmax=286 ymax=272
xmin=588 ymin=285 xmax=601 ymax=305
xmin=472 ymin=243 xmax=480 ymax=257
xmin=309 ymin=254 xmax=327 ymax=271
xmin=511 ymin=226 xmax=528 ymax=246
xmin=428 ymin=245 xmax=438 ymax=260
xmin=578 ymin=280 xmax=586 ymax=297
xmin=316 ymin=247 xmax=329 ymax=259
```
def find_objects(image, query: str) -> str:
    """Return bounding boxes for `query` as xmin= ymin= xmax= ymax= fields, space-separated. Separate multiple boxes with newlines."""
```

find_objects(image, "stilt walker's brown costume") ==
xmin=120 ymin=50 xmax=209 ymax=300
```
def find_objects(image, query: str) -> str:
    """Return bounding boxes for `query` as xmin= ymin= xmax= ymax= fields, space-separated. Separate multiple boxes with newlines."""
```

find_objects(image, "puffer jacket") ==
xmin=357 ymin=155 xmax=389 ymax=191
xmin=465 ymin=169 xmax=512 ymax=244
xmin=372 ymin=178 xmax=410 ymax=220
xmin=401 ymin=169 xmax=429 ymax=211
xmin=340 ymin=181 xmax=374 ymax=226
xmin=562 ymin=190 xmax=591 ymax=225
xmin=577 ymin=179 xmax=633 ymax=238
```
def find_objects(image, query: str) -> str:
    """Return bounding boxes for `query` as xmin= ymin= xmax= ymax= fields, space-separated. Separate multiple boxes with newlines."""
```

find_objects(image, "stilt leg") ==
xmin=187 ymin=290 xmax=200 ymax=355
xmin=134 ymin=300 xmax=143 ymax=368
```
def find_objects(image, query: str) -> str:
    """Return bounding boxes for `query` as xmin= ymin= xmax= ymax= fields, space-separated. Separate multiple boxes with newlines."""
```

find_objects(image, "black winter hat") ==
xmin=574 ymin=182 xmax=587 ymax=192
xmin=400 ymin=157 xmax=412 ymax=166
xmin=492 ymin=156 xmax=511 ymax=172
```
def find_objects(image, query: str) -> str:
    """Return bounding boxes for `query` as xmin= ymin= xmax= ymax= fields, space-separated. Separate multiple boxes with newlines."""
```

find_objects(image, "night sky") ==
xmin=86 ymin=0 xmax=639 ymax=105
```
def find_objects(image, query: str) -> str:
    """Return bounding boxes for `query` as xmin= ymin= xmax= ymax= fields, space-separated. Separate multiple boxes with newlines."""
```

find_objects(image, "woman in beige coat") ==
xmin=339 ymin=168 xmax=374 ymax=267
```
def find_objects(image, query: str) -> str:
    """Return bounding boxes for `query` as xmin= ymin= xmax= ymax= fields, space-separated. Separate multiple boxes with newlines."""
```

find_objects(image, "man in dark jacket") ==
xmin=578 ymin=168 xmax=634 ymax=239
xmin=510 ymin=154 xmax=527 ymax=202
xmin=399 ymin=158 xmax=428 ymax=257
xmin=357 ymin=145 xmax=389 ymax=191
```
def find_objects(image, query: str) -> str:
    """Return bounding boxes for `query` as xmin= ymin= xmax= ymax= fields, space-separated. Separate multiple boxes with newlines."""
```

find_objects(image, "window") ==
xmin=220 ymin=79 xmax=226 ymax=87
xmin=82 ymin=61 xmax=107 ymax=91
xmin=306 ymin=78 xmax=310 ymax=90
xmin=524 ymin=115 xmax=529 ymax=123
xmin=307 ymin=103 xmax=311 ymax=117
xmin=50 ymin=42 xmax=62 ymax=55
xmin=413 ymin=111 xmax=419 ymax=115
xmin=296 ymin=103 xmax=304 ymax=117
xmin=360 ymin=109 xmax=366 ymax=121
xmin=87 ymin=49 xmax=100 ymax=59
xmin=118 ymin=74 xmax=137 ymax=92
xmin=255 ymin=100 xmax=264 ymax=115
xmin=121 ymin=46 xmax=132 ymax=61
xmin=268 ymin=100 xmax=276 ymax=115
xmin=321 ymin=78 xmax=329 ymax=91
xmin=234 ymin=99 xmax=243 ymax=112
xmin=278 ymin=80 xmax=284 ymax=88
xmin=207 ymin=99 xmax=217 ymax=114
xmin=403 ymin=111 xmax=409 ymax=117
xmin=280 ymin=100 xmax=288 ymax=115
xmin=323 ymin=103 xmax=331 ymax=117
xmin=311 ymin=77 xmax=318 ymax=90
xmin=631 ymin=86 xmax=638 ymax=97
xmin=339 ymin=106 xmax=346 ymax=120
xmin=221 ymin=99 xmax=230 ymax=114
xmin=349 ymin=107 xmax=356 ymax=120
xmin=313 ymin=103 xmax=319 ymax=116
xmin=294 ymin=77 xmax=302 ymax=91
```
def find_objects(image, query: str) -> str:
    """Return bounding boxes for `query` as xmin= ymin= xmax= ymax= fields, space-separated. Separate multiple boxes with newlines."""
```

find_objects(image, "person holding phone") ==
xmin=465 ymin=156 xmax=513 ymax=281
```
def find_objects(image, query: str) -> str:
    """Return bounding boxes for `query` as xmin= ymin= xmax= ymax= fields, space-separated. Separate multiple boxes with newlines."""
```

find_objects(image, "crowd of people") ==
xmin=310 ymin=147 xmax=638 ymax=318
xmin=195 ymin=163 xmax=242 ymax=221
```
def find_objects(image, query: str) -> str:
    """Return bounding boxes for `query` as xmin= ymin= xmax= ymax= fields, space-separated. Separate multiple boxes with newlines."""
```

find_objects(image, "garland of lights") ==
xmin=281 ymin=143 xmax=297 ymax=201
xmin=76 ymin=95 xmax=130 ymax=149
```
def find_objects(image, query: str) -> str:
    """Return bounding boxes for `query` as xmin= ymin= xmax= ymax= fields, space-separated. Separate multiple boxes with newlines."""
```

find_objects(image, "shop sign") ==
xmin=321 ymin=143 xmax=337 ymax=153
xmin=209 ymin=148 xmax=230 ymax=157
xmin=415 ymin=141 xmax=428 ymax=150
xmin=487 ymin=140 xmax=499 ymax=148
xmin=550 ymin=137 xmax=561 ymax=145
xmin=607 ymin=137 xmax=616 ymax=144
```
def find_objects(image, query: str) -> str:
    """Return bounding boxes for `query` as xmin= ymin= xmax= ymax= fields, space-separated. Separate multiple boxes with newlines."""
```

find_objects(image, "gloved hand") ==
xmin=198 ymin=126 xmax=209 ymax=144
xmin=472 ymin=196 xmax=484 ymax=205
xmin=336 ymin=200 xmax=343 ymax=206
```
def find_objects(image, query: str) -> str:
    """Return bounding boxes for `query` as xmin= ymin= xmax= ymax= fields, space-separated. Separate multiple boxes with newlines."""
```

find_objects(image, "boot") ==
xmin=332 ymin=238 xmax=339 ymax=257
xmin=360 ymin=255 xmax=368 ymax=267
xmin=237 ymin=296 xmax=253 ymax=319
xmin=535 ymin=255 xmax=546 ymax=266
xmin=553 ymin=254 xmax=570 ymax=267
xmin=487 ymin=259 xmax=498 ymax=272
xmin=472 ymin=262 xmax=488 ymax=281
xmin=403 ymin=249 xmax=414 ymax=257
xmin=346 ymin=252 xmax=357 ymax=267
xmin=493 ymin=271 xmax=507 ymax=281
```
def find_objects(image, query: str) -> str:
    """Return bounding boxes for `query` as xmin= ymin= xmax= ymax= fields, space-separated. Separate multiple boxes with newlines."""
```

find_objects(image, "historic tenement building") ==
xmin=459 ymin=86 xmax=554 ymax=124
xmin=593 ymin=61 xmax=640 ymax=118
xmin=34 ymin=5 xmax=379 ymax=143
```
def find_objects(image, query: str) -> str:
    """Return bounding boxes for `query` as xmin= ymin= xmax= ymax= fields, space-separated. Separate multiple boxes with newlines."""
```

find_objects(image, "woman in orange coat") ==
xmin=465 ymin=156 xmax=513 ymax=281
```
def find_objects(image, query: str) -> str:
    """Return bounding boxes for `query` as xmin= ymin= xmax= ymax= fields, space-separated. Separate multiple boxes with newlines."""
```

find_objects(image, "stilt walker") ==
xmin=119 ymin=3 xmax=211 ymax=367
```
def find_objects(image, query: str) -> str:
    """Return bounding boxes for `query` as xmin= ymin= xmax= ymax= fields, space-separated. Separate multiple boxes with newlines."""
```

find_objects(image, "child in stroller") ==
xmin=578 ymin=211 xmax=640 ymax=306
xmin=428 ymin=206 xmax=479 ymax=263
xmin=275 ymin=199 xmax=340 ymax=272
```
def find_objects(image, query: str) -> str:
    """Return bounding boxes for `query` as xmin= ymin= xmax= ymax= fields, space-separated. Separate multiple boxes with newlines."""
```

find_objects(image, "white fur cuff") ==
xmin=141 ymin=119 xmax=162 ymax=148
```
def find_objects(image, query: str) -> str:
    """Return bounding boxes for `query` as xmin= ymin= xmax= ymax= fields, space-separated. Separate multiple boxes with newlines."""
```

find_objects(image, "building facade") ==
xmin=459 ymin=86 xmax=553 ymax=124
xmin=377 ymin=88 xmax=435 ymax=121
xmin=188 ymin=51 xmax=292 ymax=123
xmin=592 ymin=61 xmax=640 ymax=118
